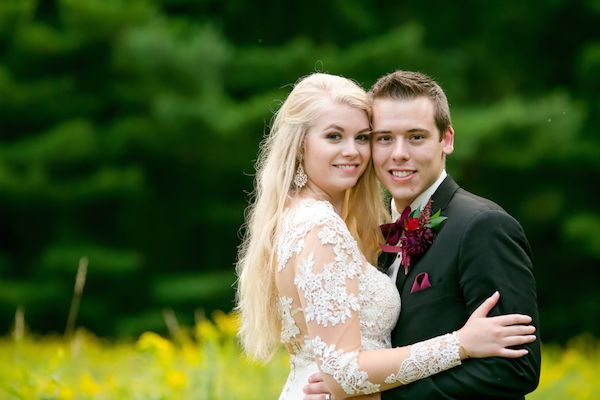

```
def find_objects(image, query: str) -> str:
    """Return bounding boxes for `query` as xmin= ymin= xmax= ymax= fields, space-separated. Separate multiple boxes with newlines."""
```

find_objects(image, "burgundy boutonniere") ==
xmin=379 ymin=199 xmax=447 ymax=274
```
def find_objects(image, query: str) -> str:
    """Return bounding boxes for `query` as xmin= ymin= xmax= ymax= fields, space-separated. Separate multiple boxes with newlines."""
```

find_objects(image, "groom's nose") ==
xmin=391 ymin=139 xmax=410 ymax=162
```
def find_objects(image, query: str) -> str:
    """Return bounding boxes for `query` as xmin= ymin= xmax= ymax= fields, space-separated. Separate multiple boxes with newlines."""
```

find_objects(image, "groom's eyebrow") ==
xmin=407 ymin=128 xmax=430 ymax=133
xmin=371 ymin=129 xmax=391 ymax=134
xmin=371 ymin=128 xmax=429 ymax=134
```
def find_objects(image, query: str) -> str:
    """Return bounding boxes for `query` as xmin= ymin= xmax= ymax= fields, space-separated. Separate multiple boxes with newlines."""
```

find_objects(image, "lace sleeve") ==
xmin=291 ymin=210 xmax=463 ymax=399
xmin=294 ymin=214 xmax=378 ymax=395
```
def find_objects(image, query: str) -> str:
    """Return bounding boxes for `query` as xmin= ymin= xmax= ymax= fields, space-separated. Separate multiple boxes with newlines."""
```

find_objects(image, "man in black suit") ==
xmin=304 ymin=70 xmax=541 ymax=399
xmin=370 ymin=70 xmax=540 ymax=399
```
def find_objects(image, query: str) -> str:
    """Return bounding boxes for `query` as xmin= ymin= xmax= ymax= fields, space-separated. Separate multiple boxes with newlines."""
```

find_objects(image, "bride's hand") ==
xmin=455 ymin=291 xmax=536 ymax=359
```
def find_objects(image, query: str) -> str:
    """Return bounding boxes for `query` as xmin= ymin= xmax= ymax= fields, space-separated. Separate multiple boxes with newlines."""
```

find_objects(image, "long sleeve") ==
xmin=276 ymin=201 xmax=465 ymax=399
xmin=382 ymin=209 xmax=541 ymax=400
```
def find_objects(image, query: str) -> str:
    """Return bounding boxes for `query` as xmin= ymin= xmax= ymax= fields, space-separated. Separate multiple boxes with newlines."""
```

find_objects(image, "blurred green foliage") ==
xmin=0 ymin=0 xmax=598 ymax=341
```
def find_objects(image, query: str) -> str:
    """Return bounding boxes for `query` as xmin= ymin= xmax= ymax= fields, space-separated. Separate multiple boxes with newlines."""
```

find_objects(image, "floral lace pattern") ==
xmin=384 ymin=333 xmax=462 ymax=385
xmin=278 ymin=296 xmax=300 ymax=343
xmin=294 ymin=251 xmax=360 ymax=327
xmin=311 ymin=336 xmax=380 ymax=395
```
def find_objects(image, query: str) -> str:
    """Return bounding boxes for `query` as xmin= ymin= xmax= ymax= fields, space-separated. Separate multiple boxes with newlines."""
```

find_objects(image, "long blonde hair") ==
xmin=235 ymin=73 xmax=386 ymax=361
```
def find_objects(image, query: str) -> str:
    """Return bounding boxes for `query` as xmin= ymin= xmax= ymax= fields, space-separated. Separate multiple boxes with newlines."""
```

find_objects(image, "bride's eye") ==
xmin=356 ymin=133 xmax=371 ymax=143
xmin=326 ymin=132 xmax=342 ymax=141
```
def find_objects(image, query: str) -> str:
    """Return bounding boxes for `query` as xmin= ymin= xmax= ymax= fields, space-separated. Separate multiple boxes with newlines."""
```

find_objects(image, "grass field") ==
xmin=1 ymin=311 xmax=597 ymax=399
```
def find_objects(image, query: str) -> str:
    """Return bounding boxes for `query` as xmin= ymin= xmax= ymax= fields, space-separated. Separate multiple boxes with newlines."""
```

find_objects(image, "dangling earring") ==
xmin=294 ymin=161 xmax=307 ymax=188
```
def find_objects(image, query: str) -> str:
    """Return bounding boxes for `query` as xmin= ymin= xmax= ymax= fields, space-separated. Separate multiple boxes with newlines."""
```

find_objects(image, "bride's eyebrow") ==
xmin=323 ymin=124 xmax=345 ymax=131
xmin=323 ymin=125 xmax=371 ymax=134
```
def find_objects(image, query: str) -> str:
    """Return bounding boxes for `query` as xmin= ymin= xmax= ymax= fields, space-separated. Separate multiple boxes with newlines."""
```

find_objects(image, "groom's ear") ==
xmin=442 ymin=126 xmax=454 ymax=155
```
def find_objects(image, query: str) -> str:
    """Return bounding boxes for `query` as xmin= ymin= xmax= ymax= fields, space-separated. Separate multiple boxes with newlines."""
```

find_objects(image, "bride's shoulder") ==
xmin=277 ymin=199 xmax=348 ymax=272
xmin=284 ymin=199 xmax=343 ymax=228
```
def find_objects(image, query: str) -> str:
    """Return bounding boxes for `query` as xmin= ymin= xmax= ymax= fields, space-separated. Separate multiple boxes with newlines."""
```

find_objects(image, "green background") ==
xmin=0 ymin=0 xmax=598 ymax=343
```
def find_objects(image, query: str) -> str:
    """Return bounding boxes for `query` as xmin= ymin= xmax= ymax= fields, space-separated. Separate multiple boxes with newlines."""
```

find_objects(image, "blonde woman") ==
xmin=236 ymin=73 xmax=536 ymax=400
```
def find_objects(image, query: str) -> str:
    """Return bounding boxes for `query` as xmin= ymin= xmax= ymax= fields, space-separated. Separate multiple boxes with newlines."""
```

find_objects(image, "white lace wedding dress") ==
xmin=275 ymin=199 xmax=462 ymax=399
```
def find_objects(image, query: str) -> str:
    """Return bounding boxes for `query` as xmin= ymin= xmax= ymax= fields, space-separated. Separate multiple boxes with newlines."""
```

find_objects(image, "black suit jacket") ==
xmin=381 ymin=176 xmax=541 ymax=400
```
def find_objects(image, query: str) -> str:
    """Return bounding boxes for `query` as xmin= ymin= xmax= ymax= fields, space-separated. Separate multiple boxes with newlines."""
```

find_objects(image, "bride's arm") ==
xmin=292 ymin=219 xmax=535 ymax=399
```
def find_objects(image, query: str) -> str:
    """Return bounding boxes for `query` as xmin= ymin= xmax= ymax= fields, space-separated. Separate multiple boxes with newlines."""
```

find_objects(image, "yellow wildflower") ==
xmin=79 ymin=371 xmax=101 ymax=396
xmin=213 ymin=311 xmax=240 ymax=337
xmin=136 ymin=331 xmax=175 ymax=363
xmin=181 ymin=343 xmax=201 ymax=365
xmin=58 ymin=385 xmax=74 ymax=400
xmin=166 ymin=370 xmax=188 ymax=390
xmin=196 ymin=319 xmax=219 ymax=342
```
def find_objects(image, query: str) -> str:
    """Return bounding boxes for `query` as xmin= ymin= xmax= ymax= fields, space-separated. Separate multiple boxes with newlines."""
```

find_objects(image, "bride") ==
xmin=235 ymin=73 xmax=536 ymax=399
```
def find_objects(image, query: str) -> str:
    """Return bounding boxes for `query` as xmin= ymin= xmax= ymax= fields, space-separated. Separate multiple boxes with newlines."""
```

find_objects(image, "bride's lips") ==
xmin=334 ymin=163 xmax=361 ymax=172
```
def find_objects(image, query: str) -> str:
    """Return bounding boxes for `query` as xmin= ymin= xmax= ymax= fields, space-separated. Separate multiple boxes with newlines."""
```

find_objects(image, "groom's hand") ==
xmin=303 ymin=372 xmax=329 ymax=400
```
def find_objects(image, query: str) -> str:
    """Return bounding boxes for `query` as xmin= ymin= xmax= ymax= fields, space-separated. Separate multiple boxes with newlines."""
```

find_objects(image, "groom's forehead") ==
xmin=371 ymin=97 xmax=436 ymax=131
xmin=372 ymin=96 xmax=434 ymax=113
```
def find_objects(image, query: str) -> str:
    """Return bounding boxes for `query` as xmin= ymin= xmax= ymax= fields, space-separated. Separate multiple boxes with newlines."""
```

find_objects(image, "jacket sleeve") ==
xmin=382 ymin=210 xmax=541 ymax=400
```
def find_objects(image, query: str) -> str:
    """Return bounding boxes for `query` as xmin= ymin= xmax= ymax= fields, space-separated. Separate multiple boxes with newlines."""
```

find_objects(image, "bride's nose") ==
xmin=342 ymin=140 xmax=359 ymax=157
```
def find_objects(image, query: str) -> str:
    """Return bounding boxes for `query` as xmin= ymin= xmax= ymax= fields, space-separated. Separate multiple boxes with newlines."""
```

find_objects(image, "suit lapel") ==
xmin=396 ymin=260 xmax=408 ymax=289
xmin=429 ymin=175 xmax=459 ymax=212
xmin=377 ymin=251 xmax=395 ymax=271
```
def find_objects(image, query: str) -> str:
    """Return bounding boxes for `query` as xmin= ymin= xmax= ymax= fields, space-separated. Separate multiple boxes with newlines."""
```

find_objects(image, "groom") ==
xmin=305 ymin=70 xmax=541 ymax=399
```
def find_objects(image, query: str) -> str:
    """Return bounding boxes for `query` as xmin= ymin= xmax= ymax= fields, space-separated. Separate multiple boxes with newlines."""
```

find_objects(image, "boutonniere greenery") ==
xmin=379 ymin=199 xmax=447 ymax=275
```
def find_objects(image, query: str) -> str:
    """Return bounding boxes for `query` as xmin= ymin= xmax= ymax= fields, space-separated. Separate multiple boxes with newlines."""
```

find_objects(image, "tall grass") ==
xmin=0 ymin=312 xmax=597 ymax=399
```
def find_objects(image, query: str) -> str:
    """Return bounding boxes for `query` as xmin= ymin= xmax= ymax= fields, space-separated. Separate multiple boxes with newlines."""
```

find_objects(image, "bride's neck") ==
xmin=295 ymin=187 xmax=344 ymax=215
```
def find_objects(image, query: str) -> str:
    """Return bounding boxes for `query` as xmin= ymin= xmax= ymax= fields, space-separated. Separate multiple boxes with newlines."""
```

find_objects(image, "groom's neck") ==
xmin=393 ymin=198 xmax=413 ymax=213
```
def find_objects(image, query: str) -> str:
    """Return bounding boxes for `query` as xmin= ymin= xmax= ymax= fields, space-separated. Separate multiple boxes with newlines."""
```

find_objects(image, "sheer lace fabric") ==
xmin=275 ymin=199 xmax=461 ymax=399
xmin=384 ymin=333 xmax=462 ymax=385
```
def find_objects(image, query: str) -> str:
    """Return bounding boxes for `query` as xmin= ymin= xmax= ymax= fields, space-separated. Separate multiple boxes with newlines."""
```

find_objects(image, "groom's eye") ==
xmin=376 ymin=135 xmax=393 ymax=143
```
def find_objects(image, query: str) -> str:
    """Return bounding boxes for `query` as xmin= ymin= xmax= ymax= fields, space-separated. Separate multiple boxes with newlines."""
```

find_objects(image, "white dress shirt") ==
xmin=387 ymin=170 xmax=448 ymax=283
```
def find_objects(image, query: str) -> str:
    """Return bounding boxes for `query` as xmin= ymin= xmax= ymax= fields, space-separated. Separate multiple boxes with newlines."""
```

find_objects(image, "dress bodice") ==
xmin=275 ymin=199 xmax=400 ymax=396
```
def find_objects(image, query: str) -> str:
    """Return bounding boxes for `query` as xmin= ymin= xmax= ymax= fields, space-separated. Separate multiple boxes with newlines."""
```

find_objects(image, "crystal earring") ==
xmin=294 ymin=163 xmax=307 ymax=188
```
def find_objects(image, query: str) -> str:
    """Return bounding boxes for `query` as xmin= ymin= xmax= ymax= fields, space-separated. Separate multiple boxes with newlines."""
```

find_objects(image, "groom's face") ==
xmin=371 ymin=96 xmax=454 ymax=210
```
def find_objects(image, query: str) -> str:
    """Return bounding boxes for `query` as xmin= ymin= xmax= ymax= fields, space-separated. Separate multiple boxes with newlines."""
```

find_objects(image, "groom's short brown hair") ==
xmin=369 ymin=70 xmax=452 ymax=139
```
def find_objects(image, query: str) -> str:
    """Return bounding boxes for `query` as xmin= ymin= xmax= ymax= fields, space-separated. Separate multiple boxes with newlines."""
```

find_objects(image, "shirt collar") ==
xmin=391 ymin=170 xmax=447 ymax=220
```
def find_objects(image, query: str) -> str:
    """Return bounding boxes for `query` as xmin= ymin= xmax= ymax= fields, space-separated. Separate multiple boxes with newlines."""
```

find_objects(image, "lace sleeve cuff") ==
xmin=311 ymin=336 xmax=380 ymax=395
xmin=384 ymin=333 xmax=462 ymax=385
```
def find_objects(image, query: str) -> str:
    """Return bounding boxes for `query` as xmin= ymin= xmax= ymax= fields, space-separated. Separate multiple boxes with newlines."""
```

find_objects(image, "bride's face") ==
xmin=301 ymin=102 xmax=371 ymax=205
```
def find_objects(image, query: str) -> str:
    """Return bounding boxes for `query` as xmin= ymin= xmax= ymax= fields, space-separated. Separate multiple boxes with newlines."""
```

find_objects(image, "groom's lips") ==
xmin=390 ymin=169 xmax=416 ymax=181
